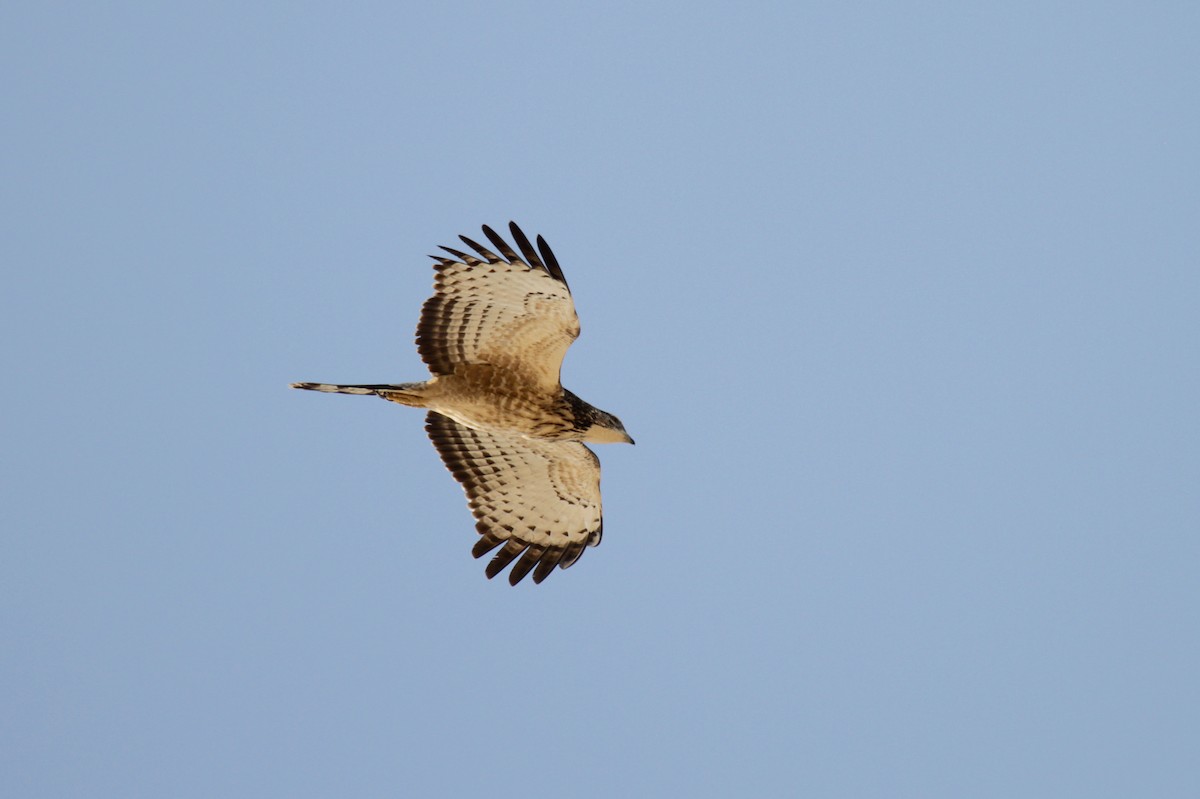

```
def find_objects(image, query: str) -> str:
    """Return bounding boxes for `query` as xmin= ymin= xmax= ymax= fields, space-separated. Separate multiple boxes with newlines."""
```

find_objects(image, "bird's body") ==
xmin=292 ymin=223 xmax=632 ymax=584
xmin=295 ymin=378 xmax=627 ymax=443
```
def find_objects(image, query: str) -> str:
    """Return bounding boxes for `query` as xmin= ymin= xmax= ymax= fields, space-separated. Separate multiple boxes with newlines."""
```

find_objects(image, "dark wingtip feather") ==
xmin=438 ymin=245 xmax=483 ymax=266
xmin=485 ymin=541 xmax=526 ymax=580
xmin=507 ymin=546 xmax=546 ymax=585
xmin=481 ymin=224 xmax=521 ymax=264
xmin=508 ymin=222 xmax=545 ymax=271
xmin=536 ymin=234 xmax=569 ymax=288
xmin=558 ymin=541 xmax=586 ymax=570
xmin=531 ymin=547 xmax=566 ymax=584
xmin=472 ymin=533 xmax=503 ymax=559
xmin=459 ymin=234 xmax=501 ymax=264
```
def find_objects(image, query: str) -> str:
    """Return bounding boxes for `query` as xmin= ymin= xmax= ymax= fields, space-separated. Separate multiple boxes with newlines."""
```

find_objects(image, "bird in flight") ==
xmin=292 ymin=222 xmax=633 ymax=585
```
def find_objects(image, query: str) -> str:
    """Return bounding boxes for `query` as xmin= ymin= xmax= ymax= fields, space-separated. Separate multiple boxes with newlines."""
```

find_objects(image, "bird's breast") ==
xmin=424 ymin=371 xmax=578 ymax=441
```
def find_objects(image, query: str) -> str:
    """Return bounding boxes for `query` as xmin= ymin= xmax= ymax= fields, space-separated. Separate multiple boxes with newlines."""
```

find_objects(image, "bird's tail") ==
xmin=290 ymin=381 xmax=428 ymax=407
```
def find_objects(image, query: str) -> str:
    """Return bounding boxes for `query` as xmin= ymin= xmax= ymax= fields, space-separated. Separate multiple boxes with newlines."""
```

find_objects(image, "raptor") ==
xmin=292 ymin=223 xmax=633 ymax=585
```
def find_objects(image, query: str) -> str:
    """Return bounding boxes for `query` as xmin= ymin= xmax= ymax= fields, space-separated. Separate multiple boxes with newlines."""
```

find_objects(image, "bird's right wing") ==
xmin=417 ymin=222 xmax=580 ymax=392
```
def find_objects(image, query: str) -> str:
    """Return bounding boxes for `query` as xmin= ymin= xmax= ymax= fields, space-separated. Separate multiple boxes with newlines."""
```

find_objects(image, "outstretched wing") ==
xmin=417 ymin=222 xmax=579 ymax=392
xmin=425 ymin=412 xmax=603 ymax=585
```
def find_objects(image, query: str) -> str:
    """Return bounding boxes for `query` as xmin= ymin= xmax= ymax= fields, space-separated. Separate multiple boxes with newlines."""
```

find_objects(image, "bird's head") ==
xmin=584 ymin=408 xmax=635 ymax=445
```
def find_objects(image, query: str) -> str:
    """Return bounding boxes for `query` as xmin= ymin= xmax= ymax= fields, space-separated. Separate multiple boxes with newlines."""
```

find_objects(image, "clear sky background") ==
xmin=3 ymin=3 xmax=1197 ymax=797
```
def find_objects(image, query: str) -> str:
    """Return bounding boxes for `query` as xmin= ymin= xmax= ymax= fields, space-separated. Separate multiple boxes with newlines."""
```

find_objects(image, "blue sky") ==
xmin=3 ymin=2 xmax=1198 ymax=797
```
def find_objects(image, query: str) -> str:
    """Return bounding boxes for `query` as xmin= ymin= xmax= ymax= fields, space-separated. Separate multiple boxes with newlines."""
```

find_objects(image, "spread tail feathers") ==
xmin=290 ymin=381 xmax=427 ymax=406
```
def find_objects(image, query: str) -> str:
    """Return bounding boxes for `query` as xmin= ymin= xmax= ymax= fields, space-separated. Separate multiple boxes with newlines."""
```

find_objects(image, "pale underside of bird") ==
xmin=292 ymin=222 xmax=632 ymax=585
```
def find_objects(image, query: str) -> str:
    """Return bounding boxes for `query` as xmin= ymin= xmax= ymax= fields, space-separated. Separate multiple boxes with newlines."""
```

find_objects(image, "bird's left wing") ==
xmin=425 ymin=412 xmax=603 ymax=585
